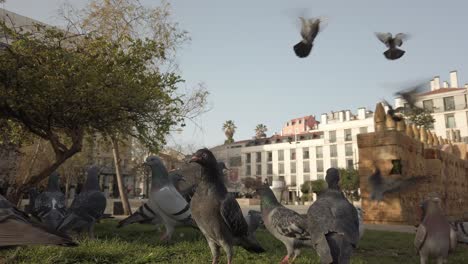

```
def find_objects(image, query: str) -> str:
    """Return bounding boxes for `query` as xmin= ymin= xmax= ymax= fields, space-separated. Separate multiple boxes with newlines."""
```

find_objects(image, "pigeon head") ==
xmin=325 ymin=168 xmax=340 ymax=190
xmin=257 ymin=184 xmax=280 ymax=209
xmin=145 ymin=156 xmax=165 ymax=168
xmin=144 ymin=156 xmax=170 ymax=184
xmin=47 ymin=171 xmax=61 ymax=192
xmin=190 ymin=148 xmax=218 ymax=168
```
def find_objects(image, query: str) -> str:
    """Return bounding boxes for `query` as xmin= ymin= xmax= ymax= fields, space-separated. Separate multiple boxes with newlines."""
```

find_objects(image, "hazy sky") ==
xmin=4 ymin=0 xmax=468 ymax=152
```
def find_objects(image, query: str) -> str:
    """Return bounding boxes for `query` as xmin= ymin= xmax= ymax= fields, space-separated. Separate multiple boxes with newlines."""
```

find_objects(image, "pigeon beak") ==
xmin=189 ymin=155 xmax=201 ymax=163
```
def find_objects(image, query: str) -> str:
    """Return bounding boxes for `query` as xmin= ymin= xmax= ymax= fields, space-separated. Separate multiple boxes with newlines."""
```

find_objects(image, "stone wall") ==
xmin=358 ymin=103 xmax=468 ymax=225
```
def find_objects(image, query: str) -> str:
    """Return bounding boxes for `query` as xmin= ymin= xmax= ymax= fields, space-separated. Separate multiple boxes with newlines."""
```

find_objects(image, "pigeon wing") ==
xmin=271 ymin=207 xmax=310 ymax=239
xmin=393 ymin=33 xmax=408 ymax=47
xmin=414 ymin=224 xmax=427 ymax=252
xmin=220 ymin=193 xmax=249 ymax=237
xmin=375 ymin=32 xmax=392 ymax=47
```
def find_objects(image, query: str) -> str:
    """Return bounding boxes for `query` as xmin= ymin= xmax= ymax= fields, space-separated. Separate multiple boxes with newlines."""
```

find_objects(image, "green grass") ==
xmin=1 ymin=220 xmax=467 ymax=263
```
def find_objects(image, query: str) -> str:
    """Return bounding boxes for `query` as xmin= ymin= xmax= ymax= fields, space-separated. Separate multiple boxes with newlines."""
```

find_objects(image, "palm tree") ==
xmin=255 ymin=124 xmax=268 ymax=139
xmin=222 ymin=120 xmax=237 ymax=144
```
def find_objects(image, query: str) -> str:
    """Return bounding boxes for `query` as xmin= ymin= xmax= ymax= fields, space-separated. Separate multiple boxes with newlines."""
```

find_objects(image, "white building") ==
xmin=395 ymin=70 xmax=468 ymax=142
xmin=211 ymin=107 xmax=374 ymax=201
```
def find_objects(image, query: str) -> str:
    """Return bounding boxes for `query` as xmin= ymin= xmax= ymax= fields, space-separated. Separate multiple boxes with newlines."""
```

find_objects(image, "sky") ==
xmin=4 ymin=0 xmax=468 ymax=152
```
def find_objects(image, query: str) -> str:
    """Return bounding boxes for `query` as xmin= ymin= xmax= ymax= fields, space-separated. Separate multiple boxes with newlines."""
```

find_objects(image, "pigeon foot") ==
xmin=280 ymin=255 xmax=289 ymax=264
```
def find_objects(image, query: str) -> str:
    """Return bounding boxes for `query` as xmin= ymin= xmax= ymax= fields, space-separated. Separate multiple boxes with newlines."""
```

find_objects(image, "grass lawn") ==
xmin=1 ymin=220 xmax=467 ymax=264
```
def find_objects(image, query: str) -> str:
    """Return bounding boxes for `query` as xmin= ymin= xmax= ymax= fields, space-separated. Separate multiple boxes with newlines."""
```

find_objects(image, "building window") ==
xmin=256 ymin=152 xmax=261 ymax=163
xmin=246 ymin=153 xmax=251 ymax=164
xmin=267 ymin=163 xmax=273 ymax=175
xmin=317 ymin=173 xmax=324 ymax=180
xmin=303 ymin=161 xmax=310 ymax=173
xmin=331 ymin=159 xmax=338 ymax=168
xmin=256 ymin=164 xmax=261 ymax=175
xmin=291 ymin=162 xmax=296 ymax=174
xmin=290 ymin=176 xmax=296 ymax=186
xmin=346 ymin=159 xmax=354 ymax=169
xmin=445 ymin=114 xmax=456 ymax=128
xmin=267 ymin=151 xmax=272 ymax=162
xmin=316 ymin=160 xmax=324 ymax=172
xmin=329 ymin=131 xmax=336 ymax=143
xmin=423 ymin=99 xmax=434 ymax=112
xmin=279 ymin=163 xmax=285 ymax=174
xmin=316 ymin=146 xmax=323 ymax=159
xmin=359 ymin=127 xmax=368 ymax=134
xmin=278 ymin=150 xmax=284 ymax=161
xmin=330 ymin=145 xmax=338 ymax=157
xmin=443 ymin=96 xmax=455 ymax=111
xmin=303 ymin=173 xmax=311 ymax=182
xmin=299 ymin=120 xmax=302 ymax=124
xmin=344 ymin=129 xmax=352 ymax=141
xmin=290 ymin=149 xmax=296 ymax=160
xmin=229 ymin=156 xmax=241 ymax=167
xmin=345 ymin=143 xmax=353 ymax=156
xmin=303 ymin=148 xmax=310 ymax=159
xmin=246 ymin=165 xmax=251 ymax=176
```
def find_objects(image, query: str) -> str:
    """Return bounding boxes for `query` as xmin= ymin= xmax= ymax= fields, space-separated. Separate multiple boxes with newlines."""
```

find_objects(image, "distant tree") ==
xmin=405 ymin=108 xmax=435 ymax=129
xmin=338 ymin=168 xmax=360 ymax=201
xmin=300 ymin=180 xmax=313 ymax=201
xmin=223 ymin=120 xmax=237 ymax=144
xmin=311 ymin=179 xmax=327 ymax=195
xmin=241 ymin=177 xmax=262 ymax=198
xmin=254 ymin=124 xmax=268 ymax=139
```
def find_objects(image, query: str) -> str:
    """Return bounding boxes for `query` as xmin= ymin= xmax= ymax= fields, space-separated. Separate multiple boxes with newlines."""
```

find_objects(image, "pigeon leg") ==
xmin=280 ymin=255 xmax=289 ymax=264
xmin=207 ymin=240 xmax=220 ymax=264
xmin=290 ymin=249 xmax=301 ymax=263
xmin=219 ymin=239 xmax=233 ymax=264
xmin=419 ymin=255 xmax=428 ymax=264
xmin=87 ymin=223 xmax=95 ymax=239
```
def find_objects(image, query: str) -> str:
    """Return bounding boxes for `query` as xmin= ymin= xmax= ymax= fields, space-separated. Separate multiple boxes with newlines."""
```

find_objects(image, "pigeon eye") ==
xmin=202 ymin=153 xmax=207 ymax=158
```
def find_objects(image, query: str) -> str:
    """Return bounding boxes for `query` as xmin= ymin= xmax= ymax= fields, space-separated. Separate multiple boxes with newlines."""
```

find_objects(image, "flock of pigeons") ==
xmin=294 ymin=17 xmax=408 ymax=60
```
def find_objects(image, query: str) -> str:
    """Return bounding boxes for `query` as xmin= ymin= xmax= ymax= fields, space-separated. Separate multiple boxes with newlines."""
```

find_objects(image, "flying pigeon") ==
xmin=117 ymin=172 xmax=187 ymax=229
xmin=381 ymin=83 xmax=425 ymax=122
xmin=375 ymin=32 xmax=409 ymax=60
xmin=293 ymin=17 xmax=322 ymax=58
xmin=368 ymin=168 xmax=427 ymax=201
xmin=34 ymin=172 xmax=67 ymax=230
xmin=258 ymin=184 xmax=312 ymax=263
xmin=190 ymin=148 xmax=265 ymax=264
xmin=57 ymin=166 xmax=106 ymax=239
xmin=143 ymin=156 xmax=196 ymax=242
xmin=307 ymin=168 xmax=360 ymax=264
xmin=0 ymin=194 xmax=77 ymax=247
xmin=415 ymin=194 xmax=457 ymax=264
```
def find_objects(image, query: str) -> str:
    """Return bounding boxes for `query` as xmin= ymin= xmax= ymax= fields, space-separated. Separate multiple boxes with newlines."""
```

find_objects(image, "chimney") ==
xmin=443 ymin=81 xmax=449 ymax=88
xmin=450 ymin=70 xmax=459 ymax=88
xmin=339 ymin=111 xmax=345 ymax=122
xmin=430 ymin=79 xmax=435 ymax=91
xmin=357 ymin=107 xmax=366 ymax=120
xmin=321 ymin=113 xmax=328 ymax=125
xmin=433 ymin=76 xmax=440 ymax=90
xmin=345 ymin=110 xmax=351 ymax=121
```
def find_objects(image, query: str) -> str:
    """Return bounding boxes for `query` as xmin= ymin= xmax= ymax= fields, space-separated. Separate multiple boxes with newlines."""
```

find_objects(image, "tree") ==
xmin=0 ymin=20 xmax=202 ymax=203
xmin=254 ymin=124 xmax=267 ymax=139
xmin=404 ymin=107 xmax=435 ymax=129
xmin=310 ymin=179 xmax=327 ymax=195
xmin=338 ymin=168 xmax=360 ymax=201
xmin=241 ymin=177 xmax=261 ymax=198
xmin=223 ymin=120 xmax=237 ymax=144
xmin=300 ymin=180 xmax=314 ymax=201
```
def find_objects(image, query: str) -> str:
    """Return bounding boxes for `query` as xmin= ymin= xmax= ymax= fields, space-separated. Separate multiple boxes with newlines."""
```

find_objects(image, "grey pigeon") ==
xmin=307 ymin=168 xmax=359 ymax=264
xmin=117 ymin=172 xmax=187 ymax=229
xmin=368 ymin=168 xmax=427 ymax=201
xmin=294 ymin=17 xmax=321 ymax=58
xmin=0 ymin=194 xmax=77 ymax=247
xmin=57 ymin=166 xmax=106 ymax=238
xmin=190 ymin=148 xmax=265 ymax=264
xmin=245 ymin=210 xmax=264 ymax=233
xmin=34 ymin=172 xmax=66 ymax=230
xmin=258 ymin=184 xmax=312 ymax=263
xmin=415 ymin=194 xmax=457 ymax=264
xmin=450 ymin=221 xmax=468 ymax=244
xmin=143 ymin=156 xmax=196 ymax=242
xmin=375 ymin=32 xmax=409 ymax=60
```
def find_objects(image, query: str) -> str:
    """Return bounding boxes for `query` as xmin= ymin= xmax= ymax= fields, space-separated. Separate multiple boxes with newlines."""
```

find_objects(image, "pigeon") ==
xmin=244 ymin=210 xmax=264 ymax=233
xmin=375 ymin=32 xmax=409 ymax=60
xmin=57 ymin=166 xmax=106 ymax=239
xmin=368 ymin=168 xmax=427 ymax=201
xmin=294 ymin=17 xmax=322 ymax=58
xmin=0 ymin=194 xmax=77 ymax=247
xmin=117 ymin=172 xmax=187 ymax=229
xmin=415 ymin=194 xmax=457 ymax=264
xmin=24 ymin=187 xmax=39 ymax=219
xmin=34 ymin=172 xmax=67 ymax=230
xmin=190 ymin=148 xmax=265 ymax=264
xmin=258 ymin=183 xmax=312 ymax=263
xmin=356 ymin=207 xmax=365 ymax=240
xmin=450 ymin=221 xmax=468 ymax=244
xmin=143 ymin=156 xmax=196 ymax=242
xmin=307 ymin=168 xmax=359 ymax=264
xmin=381 ymin=83 xmax=424 ymax=121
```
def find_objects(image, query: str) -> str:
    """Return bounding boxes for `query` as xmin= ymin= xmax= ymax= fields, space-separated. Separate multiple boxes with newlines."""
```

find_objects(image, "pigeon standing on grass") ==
xmin=258 ymin=183 xmax=312 ymax=263
xmin=245 ymin=210 xmax=264 ymax=233
xmin=293 ymin=17 xmax=322 ymax=58
xmin=415 ymin=194 xmax=457 ymax=264
xmin=375 ymin=32 xmax=409 ymax=60
xmin=0 ymin=194 xmax=77 ymax=247
xmin=34 ymin=172 xmax=67 ymax=230
xmin=190 ymin=148 xmax=265 ymax=264
xmin=307 ymin=168 xmax=359 ymax=264
xmin=57 ymin=166 xmax=106 ymax=239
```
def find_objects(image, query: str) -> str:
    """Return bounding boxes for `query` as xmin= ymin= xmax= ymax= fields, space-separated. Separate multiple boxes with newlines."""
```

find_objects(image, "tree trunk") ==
xmin=111 ymin=137 xmax=131 ymax=215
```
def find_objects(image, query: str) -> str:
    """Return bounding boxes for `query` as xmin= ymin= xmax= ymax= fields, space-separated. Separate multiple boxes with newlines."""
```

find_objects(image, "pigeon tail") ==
xmin=237 ymin=235 xmax=265 ymax=253
xmin=117 ymin=212 xmax=149 ymax=228
xmin=384 ymin=48 xmax=405 ymax=60
xmin=293 ymin=41 xmax=313 ymax=58
xmin=57 ymin=212 xmax=82 ymax=232
xmin=326 ymin=232 xmax=354 ymax=264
